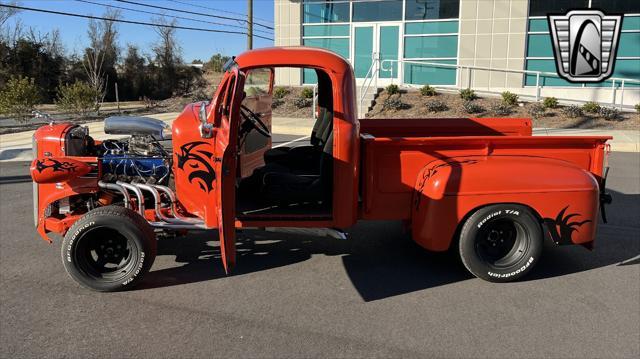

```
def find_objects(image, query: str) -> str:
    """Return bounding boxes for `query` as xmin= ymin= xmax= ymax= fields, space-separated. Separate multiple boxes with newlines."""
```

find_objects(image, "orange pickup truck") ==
xmin=30 ymin=47 xmax=612 ymax=291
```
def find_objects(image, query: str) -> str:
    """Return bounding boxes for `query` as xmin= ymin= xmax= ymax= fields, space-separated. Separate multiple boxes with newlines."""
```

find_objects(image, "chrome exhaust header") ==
xmin=98 ymin=181 xmax=131 ymax=209
xmin=100 ymin=181 xmax=206 ymax=229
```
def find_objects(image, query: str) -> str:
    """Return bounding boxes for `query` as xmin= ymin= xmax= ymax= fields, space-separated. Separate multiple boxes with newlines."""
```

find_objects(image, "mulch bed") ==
xmin=366 ymin=89 xmax=640 ymax=130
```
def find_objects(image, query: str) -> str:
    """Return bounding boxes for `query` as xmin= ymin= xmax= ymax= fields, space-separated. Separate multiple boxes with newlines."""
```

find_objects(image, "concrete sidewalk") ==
xmin=1 ymin=114 xmax=637 ymax=162
xmin=532 ymin=128 xmax=640 ymax=152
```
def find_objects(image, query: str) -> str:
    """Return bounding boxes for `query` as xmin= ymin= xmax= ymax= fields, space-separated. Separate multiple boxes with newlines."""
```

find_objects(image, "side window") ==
xmin=244 ymin=68 xmax=273 ymax=98
xmin=239 ymin=68 xmax=273 ymax=156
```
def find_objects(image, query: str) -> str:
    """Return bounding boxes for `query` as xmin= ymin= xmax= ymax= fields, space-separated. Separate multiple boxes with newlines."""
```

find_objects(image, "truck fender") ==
xmin=411 ymin=156 xmax=599 ymax=251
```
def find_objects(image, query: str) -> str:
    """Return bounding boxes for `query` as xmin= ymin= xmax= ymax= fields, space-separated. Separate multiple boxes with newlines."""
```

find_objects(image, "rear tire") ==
xmin=61 ymin=206 xmax=156 ymax=291
xmin=459 ymin=204 xmax=542 ymax=282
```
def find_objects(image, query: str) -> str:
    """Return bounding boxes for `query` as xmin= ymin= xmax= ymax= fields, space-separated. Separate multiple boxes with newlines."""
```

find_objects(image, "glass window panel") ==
xmin=404 ymin=35 xmax=458 ymax=58
xmin=526 ymin=34 xmax=554 ymax=57
xmin=303 ymin=1 xmax=350 ymax=23
xmin=622 ymin=16 xmax=640 ymax=31
xmin=379 ymin=26 xmax=399 ymax=78
xmin=405 ymin=21 xmax=459 ymax=35
xmin=528 ymin=18 xmax=549 ymax=32
xmin=303 ymin=68 xmax=317 ymax=84
xmin=611 ymin=59 xmax=640 ymax=87
xmin=405 ymin=0 xmax=460 ymax=20
xmin=403 ymin=60 xmax=457 ymax=85
xmin=618 ymin=33 xmax=640 ymax=58
xmin=303 ymin=38 xmax=350 ymax=58
xmin=525 ymin=59 xmax=582 ymax=86
xmin=303 ymin=24 xmax=349 ymax=37
xmin=591 ymin=0 xmax=640 ymax=13
xmin=352 ymin=0 xmax=402 ymax=22
xmin=529 ymin=0 xmax=589 ymax=17
xmin=353 ymin=26 xmax=374 ymax=77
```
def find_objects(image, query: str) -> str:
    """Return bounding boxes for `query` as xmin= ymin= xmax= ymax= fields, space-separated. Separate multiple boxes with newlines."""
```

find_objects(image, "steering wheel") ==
xmin=240 ymin=104 xmax=271 ymax=138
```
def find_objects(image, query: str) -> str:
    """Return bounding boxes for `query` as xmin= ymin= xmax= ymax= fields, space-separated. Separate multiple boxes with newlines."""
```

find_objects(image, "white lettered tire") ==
xmin=61 ymin=206 xmax=156 ymax=291
xmin=459 ymin=204 xmax=543 ymax=282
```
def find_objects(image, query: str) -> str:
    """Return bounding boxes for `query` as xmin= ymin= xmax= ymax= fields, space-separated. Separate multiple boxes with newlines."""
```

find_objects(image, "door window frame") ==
xmin=351 ymin=21 xmax=404 ymax=85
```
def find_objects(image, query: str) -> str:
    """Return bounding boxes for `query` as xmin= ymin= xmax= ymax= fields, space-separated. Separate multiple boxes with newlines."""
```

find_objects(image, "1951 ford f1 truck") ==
xmin=30 ymin=47 xmax=612 ymax=291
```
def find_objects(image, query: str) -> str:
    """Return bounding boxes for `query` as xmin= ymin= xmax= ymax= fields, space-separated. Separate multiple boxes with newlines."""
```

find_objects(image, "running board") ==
xmin=264 ymin=227 xmax=348 ymax=240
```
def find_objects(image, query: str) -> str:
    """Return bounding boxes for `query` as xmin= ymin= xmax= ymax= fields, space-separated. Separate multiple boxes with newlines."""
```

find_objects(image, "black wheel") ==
xmin=61 ymin=206 xmax=156 ymax=291
xmin=459 ymin=204 xmax=543 ymax=282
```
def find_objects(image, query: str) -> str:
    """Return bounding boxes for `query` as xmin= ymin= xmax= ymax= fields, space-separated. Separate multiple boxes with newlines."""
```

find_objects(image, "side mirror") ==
xmin=198 ymin=101 xmax=214 ymax=138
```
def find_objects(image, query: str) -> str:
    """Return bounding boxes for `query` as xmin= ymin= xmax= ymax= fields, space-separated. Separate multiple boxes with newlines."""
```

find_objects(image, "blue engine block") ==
xmin=101 ymin=155 xmax=169 ymax=179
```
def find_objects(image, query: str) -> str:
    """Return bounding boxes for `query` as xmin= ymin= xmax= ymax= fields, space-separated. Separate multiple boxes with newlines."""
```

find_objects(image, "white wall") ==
xmin=274 ymin=0 xmax=302 ymax=86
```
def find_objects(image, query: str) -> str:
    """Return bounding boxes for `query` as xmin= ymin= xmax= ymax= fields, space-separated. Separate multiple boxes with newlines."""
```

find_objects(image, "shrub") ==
xmin=56 ymin=81 xmax=98 ymax=118
xmin=382 ymin=97 xmax=409 ymax=111
xmin=425 ymin=100 xmax=448 ymax=112
xmin=527 ymin=103 xmax=546 ymax=119
xmin=271 ymin=98 xmax=284 ymax=108
xmin=459 ymin=88 xmax=477 ymax=101
xmin=293 ymin=97 xmax=312 ymax=108
xmin=501 ymin=91 xmax=519 ymax=106
xmin=300 ymin=87 xmax=314 ymax=99
xmin=385 ymin=84 xmax=400 ymax=95
xmin=598 ymin=106 xmax=620 ymax=121
xmin=420 ymin=85 xmax=437 ymax=97
xmin=562 ymin=105 xmax=584 ymax=118
xmin=0 ymin=76 xmax=41 ymax=123
xmin=636 ymin=103 xmax=640 ymax=113
xmin=273 ymin=86 xmax=289 ymax=99
xmin=246 ymin=86 xmax=267 ymax=97
xmin=490 ymin=102 xmax=512 ymax=116
xmin=543 ymin=97 xmax=559 ymax=109
xmin=462 ymin=101 xmax=484 ymax=114
xmin=142 ymin=96 xmax=158 ymax=109
xmin=582 ymin=101 xmax=600 ymax=113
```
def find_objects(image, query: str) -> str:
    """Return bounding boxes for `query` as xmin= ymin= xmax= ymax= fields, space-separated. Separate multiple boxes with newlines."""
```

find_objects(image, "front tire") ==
xmin=61 ymin=206 xmax=156 ymax=291
xmin=459 ymin=204 xmax=543 ymax=282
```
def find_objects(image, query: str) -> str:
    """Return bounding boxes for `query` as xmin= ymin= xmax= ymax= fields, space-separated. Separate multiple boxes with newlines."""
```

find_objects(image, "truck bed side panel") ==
xmin=360 ymin=136 xmax=609 ymax=220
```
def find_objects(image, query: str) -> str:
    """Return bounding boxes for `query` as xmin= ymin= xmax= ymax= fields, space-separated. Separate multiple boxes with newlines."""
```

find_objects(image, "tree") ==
xmin=120 ymin=44 xmax=147 ymax=100
xmin=56 ymin=81 xmax=99 ymax=118
xmin=0 ymin=36 xmax=65 ymax=102
xmin=83 ymin=9 xmax=121 ymax=106
xmin=151 ymin=17 xmax=182 ymax=98
xmin=204 ymin=53 xmax=231 ymax=73
xmin=0 ymin=76 xmax=40 ymax=123
xmin=0 ymin=1 xmax=19 ymax=28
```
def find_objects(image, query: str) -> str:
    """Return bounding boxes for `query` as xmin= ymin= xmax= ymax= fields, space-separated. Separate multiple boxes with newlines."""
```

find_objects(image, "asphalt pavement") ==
xmin=0 ymin=153 xmax=638 ymax=358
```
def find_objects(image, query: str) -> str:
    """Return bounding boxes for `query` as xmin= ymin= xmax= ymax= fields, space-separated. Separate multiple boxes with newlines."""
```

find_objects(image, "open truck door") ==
xmin=214 ymin=67 xmax=245 ymax=273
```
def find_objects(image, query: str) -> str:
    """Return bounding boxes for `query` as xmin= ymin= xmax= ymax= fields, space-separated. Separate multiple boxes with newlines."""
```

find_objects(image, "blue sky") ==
xmin=4 ymin=0 xmax=274 ymax=61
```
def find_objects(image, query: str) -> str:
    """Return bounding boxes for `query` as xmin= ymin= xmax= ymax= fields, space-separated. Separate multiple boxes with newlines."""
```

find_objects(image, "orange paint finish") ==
xmin=411 ymin=156 xmax=601 ymax=251
xmin=32 ymin=123 xmax=99 ymax=241
xmin=360 ymin=134 xmax=609 ymax=220
xmin=171 ymin=101 xmax=218 ymax=224
xmin=30 ymin=157 xmax=93 ymax=183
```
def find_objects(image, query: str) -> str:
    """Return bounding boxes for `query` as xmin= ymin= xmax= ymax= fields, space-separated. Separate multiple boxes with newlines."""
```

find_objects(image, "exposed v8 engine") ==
xmin=100 ymin=116 xmax=172 ymax=184
xmin=100 ymin=137 xmax=170 ymax=184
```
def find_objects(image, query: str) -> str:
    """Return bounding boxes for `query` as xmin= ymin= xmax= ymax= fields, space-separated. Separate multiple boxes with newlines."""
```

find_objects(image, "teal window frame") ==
xmin=302 ymin=1 xmax=350 ymax=24
xmin=352 ymin=0 xmax=403 ymax=22
xmin=404 ymin=35 xmax=458 ymax=59
xmin=403 ymin=59 xmax=458 ymax=85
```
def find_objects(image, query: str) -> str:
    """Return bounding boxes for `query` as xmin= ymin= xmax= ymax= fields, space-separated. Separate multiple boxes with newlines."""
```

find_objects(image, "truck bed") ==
xmin=359 ymin=118 xmax=610 ymax=219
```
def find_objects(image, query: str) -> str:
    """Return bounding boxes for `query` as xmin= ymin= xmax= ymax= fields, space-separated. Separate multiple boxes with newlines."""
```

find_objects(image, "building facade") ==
xmin=274 ymin=0 xmax=639 ymax=107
